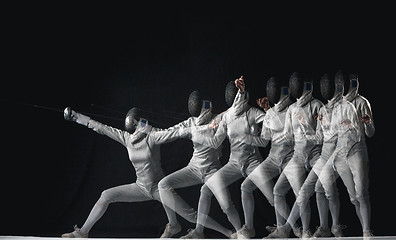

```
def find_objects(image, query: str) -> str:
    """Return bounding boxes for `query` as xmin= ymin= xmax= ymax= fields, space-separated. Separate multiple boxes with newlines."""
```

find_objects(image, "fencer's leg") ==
xmin=80 ymin=183 xmax=152 ymax=235
xmin=158 ymin=167 xmax=200 ymax=226
xmin=240 ymin=178 xmax=257 ymax=230
xmin=158 ymin=168 xmax=237 ymax=237
xmin=335 ymin=157 xmax=363 ymax=226
xmin=195 ymin=187 xmax=211 ymax=234
xmin=206 ymin=163 xmax=243 ymax=231
xmin=285 ymin=158 xmax=310 ymax=232
xmin=348 ymin=145 xmax=371 ymax=232
xmin=248 ymin=159 xmax=279 ymax=207
xmin=273 ymin=172 xmax=291 ymax=227
xmin=316 ymin=190 xmax=329 ymax=228
xmin=311 ymin=157 xmax=330 ymax=230
xmin=195 ymin=185 xmax=232 ymax=237
xmin=296 ymin=166 xmax=321 ymax=229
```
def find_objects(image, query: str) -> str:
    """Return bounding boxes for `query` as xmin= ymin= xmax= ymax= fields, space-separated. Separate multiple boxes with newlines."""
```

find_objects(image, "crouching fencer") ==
xmin=188 ymin=77 xmax=266 ymax=239
xmin=158 ymin=90 xmax=232 ymax=239
xmin=61 ymin=107 xmax=188 ymax=238
xmin=266 ymin=72 xmax=323 ymax=239
xmin=230 ymin=77 xmax=297 ymax=238
xmin=318 ymin=73 xmax=375 ymax=238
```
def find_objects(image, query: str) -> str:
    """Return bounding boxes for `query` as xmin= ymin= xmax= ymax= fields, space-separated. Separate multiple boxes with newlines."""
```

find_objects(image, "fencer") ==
xmin=230 ymin=77 xmax=297 ymax=238
xmin=61 ymin=107 xmax=188 ymax=238
xmin=189 ymin=77 xmax=266 ymax=239
xmin=344 ymin=73 xmax=374 ymax=238
xmin=266 ymin=72 xmax=323 ymax=239
xmin=157 ymin=90 xmax=232 ymax=239
xmin=286 ymin=71 xmax=345 ymax=238
xmin=318 ymin=73 xmax=375 ymax=238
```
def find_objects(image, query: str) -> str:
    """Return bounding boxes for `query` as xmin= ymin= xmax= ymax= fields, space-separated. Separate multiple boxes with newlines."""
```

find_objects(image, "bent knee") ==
xmin=100 ymin=189 xmax=114 ymax=204
xmin=241 ymin=181 xmax=255 ymax=193
xmin=158 ymin=177 xmax=171 ymax=190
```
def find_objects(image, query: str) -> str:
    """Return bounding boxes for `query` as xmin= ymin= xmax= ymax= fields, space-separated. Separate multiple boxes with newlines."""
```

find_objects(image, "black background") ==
xmin=1 ymin=3 xmax=395 ymax=238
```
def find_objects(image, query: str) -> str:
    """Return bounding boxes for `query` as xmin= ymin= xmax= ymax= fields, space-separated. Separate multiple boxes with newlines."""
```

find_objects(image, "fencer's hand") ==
xmin=64 ymin=107 xmax=76 ymax=121
xmin=315 ymin=114 xmax=324 ymax=123
xmin=64 ymin=107 xmax=91 ymax=126
xmin=340 ymin=119 xmax=353 ymax=128
xmin=208 ymin=118 xmax=221 ymax=129
xmin=235 ymin=76 xmax=245 ymax=93
xmin=360 ymin=114 xmax=371 ymax=124
xmin=256 ymin=97 xmax=270 ymax=111
xmin=294 ymin=112 xmax=305 ymax=123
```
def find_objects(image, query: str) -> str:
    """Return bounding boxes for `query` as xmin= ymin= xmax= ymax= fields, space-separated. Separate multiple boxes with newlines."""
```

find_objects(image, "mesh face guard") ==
xmin=188 ymin=90 xmax=203 ymax=117
xmin=266 ymin=77 xmax=281 ymax=104
xmin=225 ymin=80 xmax=238 ymax=107
xmin=125 ymin=108 xmax=140 ymax=133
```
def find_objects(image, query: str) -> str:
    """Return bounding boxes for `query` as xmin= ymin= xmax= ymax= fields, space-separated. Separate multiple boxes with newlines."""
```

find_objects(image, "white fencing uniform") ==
xmin=158 ymin=110 xmax=232 ymax=238
xmin=190 ymin=91 xmax=265 ymax=232
xmin=272 ymin=84 xmax=323 ymax=233
xmin=64 ymin=117 xmax=187 ymax=237
xmin=233 ymin=93 xmax=294 ymax=230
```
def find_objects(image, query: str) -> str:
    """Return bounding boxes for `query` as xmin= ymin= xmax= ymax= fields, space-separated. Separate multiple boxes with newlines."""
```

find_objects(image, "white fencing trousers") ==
xmin=273 ymin=143 xmax=321 ymax=230
xmin=158 ymin=165 xmax=231 ymax=237
xmin=80 ymin=182 xmax=165 ymax=235
xmin=294 ymin=142 xmax=338 ymax=228
xmin=241 ymin=145 xmax=294 ymax=229
xmin=204 ymin=159 xmax=261 ymax=231
xmin=318 ymin=145 xmax=363 ymax=228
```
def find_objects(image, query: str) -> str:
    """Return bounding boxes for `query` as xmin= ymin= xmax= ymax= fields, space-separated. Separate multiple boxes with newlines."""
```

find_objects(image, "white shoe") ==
xmin=363 ymin=230 xmax=374 ymax=239
xmin=230 ymin=230 xmax=238 ymax=239
xmin=61 ymin=225 xmax=88 ymax=238
xmin=180 ymin=229 xmax=204 ymax=239
xmin=312 ymin=226 xmax=331 ymax=238
xmin=264 ymin=225 xmax=289 ymax=238
xmin=160 ymin=223 xmax=182 ymax=238
xmin=301 ymin=229 xmax=312 ymax=239
xmin=331 ymin=224 xmax=346 ymax=237
xmin=237 ymin=225 xmax=255 ymax=239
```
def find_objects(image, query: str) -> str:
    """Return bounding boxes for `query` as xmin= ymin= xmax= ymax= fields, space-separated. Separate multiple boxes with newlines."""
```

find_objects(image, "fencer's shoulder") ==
xmin=355 ymin=95 xmax=371 ymax=106
xmin=340 ymin=99 xmax=357 ymax=109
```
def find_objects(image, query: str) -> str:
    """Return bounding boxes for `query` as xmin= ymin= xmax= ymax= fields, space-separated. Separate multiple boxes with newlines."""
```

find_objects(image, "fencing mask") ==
xmin=320 ymin=73 xmax=335 ymax=101
xmin=266 ymin=77 xmax=281 ymax=104
xmin=225 ymin=80 xmax=238 ymax=107
xmin=188 ymin=90 xmax=203 ymax=117
xmin=125 ymin=107 xmax=141 ymax=134
xmin=289 ymin=72 xmax=304 ymax=99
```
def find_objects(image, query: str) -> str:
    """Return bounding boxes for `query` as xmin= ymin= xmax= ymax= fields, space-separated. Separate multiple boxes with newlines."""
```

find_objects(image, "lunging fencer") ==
xmin=266 ymin=72 xmax=323 ymax=239
xmin=157 ymin=90 xmax=232 ymax=239
xmin=189 ymin=77 xmax=266 ymax=238
xmin=61 ymin=107 xmax=187 ymax=238
xmin=230 ymin=77 xmax=298 ymax=238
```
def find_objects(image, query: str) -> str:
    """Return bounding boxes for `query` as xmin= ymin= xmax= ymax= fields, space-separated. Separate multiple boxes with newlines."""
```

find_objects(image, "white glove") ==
xmin=64 ymin=107 xmax=91 ymax=126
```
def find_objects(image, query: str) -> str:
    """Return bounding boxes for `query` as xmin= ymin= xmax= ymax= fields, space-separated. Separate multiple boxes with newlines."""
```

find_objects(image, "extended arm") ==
xmin=64 ymin=107 xmax=127 ymax=146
